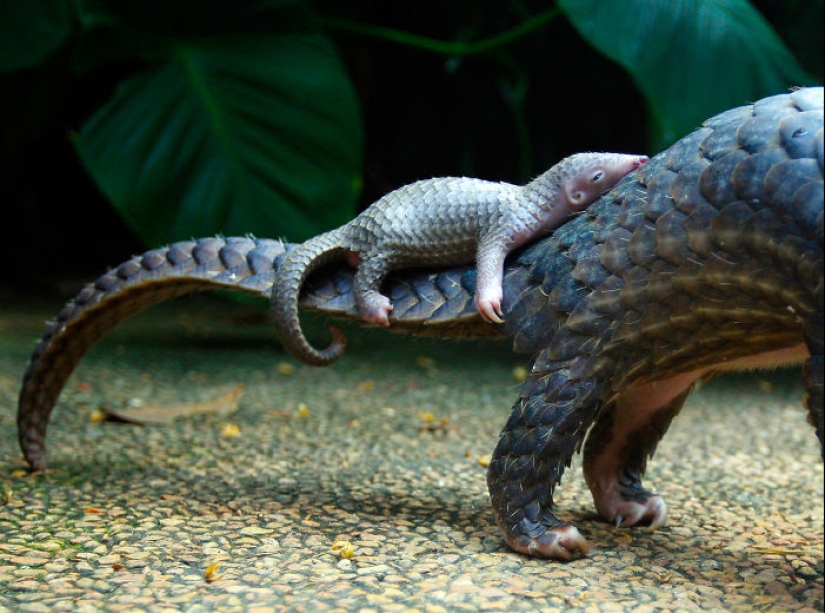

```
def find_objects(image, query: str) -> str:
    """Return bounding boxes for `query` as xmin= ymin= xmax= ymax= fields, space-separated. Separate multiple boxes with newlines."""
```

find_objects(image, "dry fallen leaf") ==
xmin=332 ymin=540 xmax=355 ymax=559
xmin=89 ymin=409 xmax=107 ymax=423
xmin=276 ymin=362 xmax=294 ymax=375
xmin=204 ymin=561 xmax=224 ymax=583
xmin=221 ymin=423 xmax=241 ymax=438
xmin=512 ymin=366 xmax=529 ymax=382
xmin=4 ymin=488 xmax=22 ymax=506
xmin=99 ymin=385 xmax=244 ymax=425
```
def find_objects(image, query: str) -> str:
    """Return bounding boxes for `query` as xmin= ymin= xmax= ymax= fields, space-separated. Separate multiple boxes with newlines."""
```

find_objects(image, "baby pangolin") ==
xmin=271 ymin=152 xmax=648 ymax=365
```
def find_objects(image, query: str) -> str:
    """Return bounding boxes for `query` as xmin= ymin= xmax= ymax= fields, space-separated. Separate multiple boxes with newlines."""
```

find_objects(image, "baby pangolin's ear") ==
xmin=568 ymin=189 xmax=586 ymax=206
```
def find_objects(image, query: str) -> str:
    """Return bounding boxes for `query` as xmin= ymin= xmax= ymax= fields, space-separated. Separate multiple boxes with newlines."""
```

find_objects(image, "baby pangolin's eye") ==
xmin=591 ymin=171 xmax=604 ymax=183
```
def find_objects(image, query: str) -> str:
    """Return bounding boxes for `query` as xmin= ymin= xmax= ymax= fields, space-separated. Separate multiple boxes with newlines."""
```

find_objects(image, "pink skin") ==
xmin=344 ymin=251 xmax=393 ymax=326
xmin=501 ymin=522 xmax=590 ymax=561
xmin=476 ymin=154 xmax=648 ymax=324
xmin=584 ymin=343 xmax=809 ymax=531
xmin=360 ymin=292 xmax=393 ymax=326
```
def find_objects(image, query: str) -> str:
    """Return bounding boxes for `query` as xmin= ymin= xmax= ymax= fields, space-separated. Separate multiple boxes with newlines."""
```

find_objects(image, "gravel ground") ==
xmin=0 ymin=291 xmax=822 ymax=613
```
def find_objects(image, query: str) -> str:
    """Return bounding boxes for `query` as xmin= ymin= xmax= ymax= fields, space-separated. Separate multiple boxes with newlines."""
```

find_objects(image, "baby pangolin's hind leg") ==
xmin=352 ymin=253 xmax=395 ymax=326
xmin=582 ymin=375 xmax=697 ymax=529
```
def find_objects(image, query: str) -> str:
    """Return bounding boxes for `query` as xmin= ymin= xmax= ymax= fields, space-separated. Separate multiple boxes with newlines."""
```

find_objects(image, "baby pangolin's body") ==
xmin=271 ymin=152 xmax=648 ymax=365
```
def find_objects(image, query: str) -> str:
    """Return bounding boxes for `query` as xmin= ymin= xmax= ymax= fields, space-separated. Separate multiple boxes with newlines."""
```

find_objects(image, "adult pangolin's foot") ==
xmin=596 ymin=493 xmax=668 ymax=529
xmin=585 ymin=456 xmax=670 ymax=529
xmin=496 ymin=513 xmax=590 ymax=560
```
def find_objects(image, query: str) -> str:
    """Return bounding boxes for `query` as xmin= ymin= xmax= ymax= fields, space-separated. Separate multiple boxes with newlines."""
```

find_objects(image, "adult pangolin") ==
xmin=17 ymin=87 xmax=824 ymax=560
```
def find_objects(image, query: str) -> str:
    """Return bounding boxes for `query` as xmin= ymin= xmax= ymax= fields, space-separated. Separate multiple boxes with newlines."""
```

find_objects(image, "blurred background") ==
xmin=1 ymin=0 xmax=821 ymax=293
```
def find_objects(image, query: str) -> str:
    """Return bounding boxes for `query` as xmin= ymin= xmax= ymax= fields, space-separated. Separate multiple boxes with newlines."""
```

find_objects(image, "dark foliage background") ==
xmin=1 ymin=0 xmax=821 ymax=292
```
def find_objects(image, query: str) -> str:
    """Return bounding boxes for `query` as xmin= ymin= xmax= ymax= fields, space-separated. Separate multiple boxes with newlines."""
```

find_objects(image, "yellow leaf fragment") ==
xmin=417 ymin=411 xmax=456 ymax=433
xmin=4 ymin=488 xmax=22 ymax=506
xmin=512 ymin=366 xmax=529 ymax=382
xmin=332 ymin=540 xmax=355 ymax=559
xmin=277 ymin=362 xmax=294 ymax=375
xmin=418 ymin=411 xmax=436 ymax=424
xmin=204 ymin=561 xmax=224 ymax=583
xmin=221 ymin=423 xmax=241 ymax=438
xmin=89 ymin=409 xmax=107 ymax=423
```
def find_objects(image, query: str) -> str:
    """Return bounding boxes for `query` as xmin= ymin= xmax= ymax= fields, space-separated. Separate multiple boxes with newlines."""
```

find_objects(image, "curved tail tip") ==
xmin=330 ymin=325 xmax=347 ymax=346
xmin=307 ymin=324 xmax=348 ymax=366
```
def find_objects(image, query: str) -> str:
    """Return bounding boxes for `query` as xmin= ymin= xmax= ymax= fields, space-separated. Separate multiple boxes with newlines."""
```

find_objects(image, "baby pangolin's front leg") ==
xmin=474 ymin=152 xmax=648 ymax=325
xmin=474 ymin=235 xmax=510 ymax=324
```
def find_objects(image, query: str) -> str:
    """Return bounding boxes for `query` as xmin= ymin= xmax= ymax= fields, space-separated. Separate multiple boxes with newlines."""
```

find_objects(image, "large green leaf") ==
xmin=0 ymin=0 xmax=73 ymax=72
xmin=75 ymin=23 xmax=362 ymax=245
xmin=557 ymin=0 xmax=814 ymax=146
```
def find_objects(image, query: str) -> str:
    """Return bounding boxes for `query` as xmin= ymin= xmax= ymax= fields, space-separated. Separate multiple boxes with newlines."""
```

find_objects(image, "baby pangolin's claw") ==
xmin=476 ymin=296 xmax=505 ymax=324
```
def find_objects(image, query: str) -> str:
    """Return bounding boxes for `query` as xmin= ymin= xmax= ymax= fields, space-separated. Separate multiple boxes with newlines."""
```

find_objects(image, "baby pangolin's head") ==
xmin=559 ymin=152 xmax=648 ymax=208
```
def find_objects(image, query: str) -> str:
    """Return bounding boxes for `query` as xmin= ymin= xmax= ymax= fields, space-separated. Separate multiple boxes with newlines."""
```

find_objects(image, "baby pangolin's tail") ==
xmin=271 ymin=228 xmax=350 ymax=366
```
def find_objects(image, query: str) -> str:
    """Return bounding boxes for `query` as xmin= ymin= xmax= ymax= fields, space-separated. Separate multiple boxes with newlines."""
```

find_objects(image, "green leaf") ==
xmin=75 ymin=30 xmax=363 ymax=245
xmin=557 ymin=0 xmax=814 ymax=146
xmin=0 ymin=0 xmax=73 ymax=72
xmin=72 ymin=0 xmax=303 ymax=71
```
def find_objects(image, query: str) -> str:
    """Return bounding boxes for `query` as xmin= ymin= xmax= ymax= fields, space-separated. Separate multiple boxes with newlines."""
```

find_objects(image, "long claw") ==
xmin=486 ymin=310 xmax=505 ymax=324
xmin=477 ymin=298 xmax=505 ymax=324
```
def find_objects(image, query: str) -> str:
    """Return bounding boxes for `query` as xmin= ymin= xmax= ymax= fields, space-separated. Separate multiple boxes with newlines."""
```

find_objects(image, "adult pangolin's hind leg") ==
xmin=582 ymin=380 xmax=695 ymax=529
xmin=805 ymin=310 xmax=824 ymax=457
xmin=486 ymin=355 xmax=606 ymax=560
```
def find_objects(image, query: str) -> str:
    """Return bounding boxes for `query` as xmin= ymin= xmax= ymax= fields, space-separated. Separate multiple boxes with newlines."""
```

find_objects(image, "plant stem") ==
xmin=319 ymin=8 xmax=561 ymax=56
